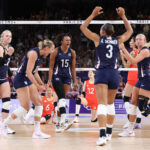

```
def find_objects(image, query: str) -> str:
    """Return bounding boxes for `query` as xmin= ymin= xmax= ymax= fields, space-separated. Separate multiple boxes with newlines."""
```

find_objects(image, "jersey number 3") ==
xmin=106 ymin=44 xmax=113 ymax=59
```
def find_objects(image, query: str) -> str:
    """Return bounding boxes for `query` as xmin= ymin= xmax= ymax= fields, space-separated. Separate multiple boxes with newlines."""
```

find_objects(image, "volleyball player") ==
xmin=1 ymin=40 xmax=54 ymax=139
xmin=74 ymin=70 xmax=98 ymax=123
xmin=119 ymin=34 xmax=150 ymax=137
xmin=0 ymin=30 xmax=15 ymax=134
xmin=49 ymin=33 xmax=78 ymax=132
xmin=40 ymin=87 xmax=57 ymax=124
xmin=120 ymin=38 xmax=142 ymax=129
xmin=24 ymin=87 xmax=57 ymax=124
xmin=80 ymin=6 xmax=133 ymax=146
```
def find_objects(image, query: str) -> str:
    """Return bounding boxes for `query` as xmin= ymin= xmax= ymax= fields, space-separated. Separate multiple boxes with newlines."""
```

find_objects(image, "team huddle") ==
xmin=0 ymin=6 xmax=150 ymax=146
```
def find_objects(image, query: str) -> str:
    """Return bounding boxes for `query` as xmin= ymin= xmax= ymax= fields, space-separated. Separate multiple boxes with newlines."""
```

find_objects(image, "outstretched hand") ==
xmin=91 ymin=6 xmax=103 ymax=18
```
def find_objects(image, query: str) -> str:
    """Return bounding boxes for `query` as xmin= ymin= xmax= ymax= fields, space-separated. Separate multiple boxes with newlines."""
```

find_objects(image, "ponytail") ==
xmin=38 ymin=39 xmax=54 ymax=50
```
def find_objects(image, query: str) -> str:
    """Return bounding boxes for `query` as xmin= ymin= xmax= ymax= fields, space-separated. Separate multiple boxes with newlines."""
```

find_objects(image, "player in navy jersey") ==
xmin=0 ymin=30 xmax=15 ymax=134
xmin=49 ymin=33 xmax=78 ymax=132
xmin=1 ymin=40 xmax=54 ymax=139
xmin=119 ymin=34 xmax=150 ymax=137
xmin=80 ymin=6 xmax=133 ymax=146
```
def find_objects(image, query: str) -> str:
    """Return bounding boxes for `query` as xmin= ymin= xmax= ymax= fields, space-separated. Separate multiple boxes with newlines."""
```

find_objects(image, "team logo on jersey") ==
xmin=68 ymin=53 xmax=71 ymax=56
xmin=24 ymin=81 xmax=28 ymax=85
xmin=44 ymin=100 xmax=47 ymax=103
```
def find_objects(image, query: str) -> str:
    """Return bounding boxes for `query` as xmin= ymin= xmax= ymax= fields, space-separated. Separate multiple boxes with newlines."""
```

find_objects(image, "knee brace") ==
xmin=97 ymin=104 xmax=107 ymax=116
xmin=34 ymin=106 xmax=43 ymax=117
xmin=58 ymin=99 xmax=66 ymax=108
xmin=138 ymin=95 xmax=149 ymax=112
xmin=129 ymin=104 xmax=137 ymax=115
xmin=76 ymin=97 xmax=81 ymax=105
xmin=123 ymin=96 xmax=130 ymax=102
xmin=107 ymin=103 xmax=115 ymax=115
xmin=13 ymin=106 xmax=28 ymax=118
xmin=2 ymin=98 xmax=11 ymax=113
xmin=58 ymin=99 xmax=66 ymax=114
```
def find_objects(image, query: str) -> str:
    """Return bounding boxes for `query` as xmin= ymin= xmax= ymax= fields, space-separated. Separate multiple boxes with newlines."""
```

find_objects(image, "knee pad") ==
xmin=76 ymin=97 xmax=81 ymax=105
xmin=44 ymin=114 xmax=51 ymax=121
xmin=129 ymin=104 xmax=137 ymax=115
xmin=13 ymin=106 xmax=28 ymax=118
xmin=123 ymin=96 xmax=130 ymax=102
xmin=97 ymin=104 xmax=107 ymax=116
xmin=141 ymin=104 xmax=150 ymax=117
xmin=34 ymin=106 xmax=43 ymax=117
xmin=58 ymin=99 xmax=66 ymax=108
xmin=107 ymin=103 xmax=115 ymax=115
xmin=138 ymin=95 xmax=149 ymax=112
xmin=2 ymin=98 xmax=11 ymax=113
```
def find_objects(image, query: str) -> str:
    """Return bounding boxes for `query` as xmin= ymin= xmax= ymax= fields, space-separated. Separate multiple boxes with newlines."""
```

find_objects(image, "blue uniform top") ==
xmin=137 ymin=47 xmax=150 ymax=78
xmin=53 ymin=47 xmax=72 ymax=77
xmin=0 ymin=44 xmax=11 ymax=79
xmin=17 ymin=47 xmax=41 ymax=75
xmin=95 ymin=36 xmax=119 ymax=69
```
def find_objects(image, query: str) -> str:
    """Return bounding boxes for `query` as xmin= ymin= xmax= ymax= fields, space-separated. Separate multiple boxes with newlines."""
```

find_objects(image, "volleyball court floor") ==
xmin=0 ymin=114 xmax=150 ymax=150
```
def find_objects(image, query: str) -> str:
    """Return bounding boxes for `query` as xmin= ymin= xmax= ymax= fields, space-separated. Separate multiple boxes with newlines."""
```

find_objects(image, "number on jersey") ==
xmin=61 ymin=59 xmax=69 ymax=67
xmin=87 ymin=88 xmax=94 ymax=94
xmin=106 ymin=44 xmax=113 ymax=58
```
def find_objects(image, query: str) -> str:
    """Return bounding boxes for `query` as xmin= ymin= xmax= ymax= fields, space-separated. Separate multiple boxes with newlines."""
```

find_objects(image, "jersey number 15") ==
xmin=61 ymin=59 xmax=69 ymax=67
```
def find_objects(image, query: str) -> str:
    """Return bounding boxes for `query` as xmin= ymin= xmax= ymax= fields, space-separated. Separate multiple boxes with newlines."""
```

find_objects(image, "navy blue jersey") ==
xmin=53 ymin=47 xmax=72 ymax=77
xmin=17 ymin=47 xmax=41 ymax=75
xmin=95 ymin=36 xmax=119 ymax=69
xmin=137 ymin=47 xmax=150 ymax=78
xmin=0 ymin=44 xmax=11 ymax=80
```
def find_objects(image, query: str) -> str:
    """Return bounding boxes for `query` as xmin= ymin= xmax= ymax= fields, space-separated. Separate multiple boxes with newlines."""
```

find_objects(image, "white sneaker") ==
xmin=106 ymin=134 xmax=112 ymax=141
xmin=118 ymin=129 xmax=135 ymax=137
xmin=55 ymin=122 xmax=64 ymax=133
xmin=64 ymin=119 xmax=73 ymax=131
xmin=32 ymin=131 xmax=51 ymax=139
xmin=96 ymin=136 xmax=107 ymax=146
xmin=123 ymin=122 xmax=130 ymax=129
xmin=73 ymin=117 xmax=79 ymax=123
xmin=7 ymin=127 xmax=16 ymax=134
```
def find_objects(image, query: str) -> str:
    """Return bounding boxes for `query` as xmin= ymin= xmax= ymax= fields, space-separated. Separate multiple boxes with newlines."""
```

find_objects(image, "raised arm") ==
xmin=120 ymin=50 xmax=131 ymax=68
xmin=117 ymin=7 xmax=133 ymax=44
xmin=80 ymin=6 xmax=103 ymax=47
xmin=120 ymin=43 xmax=150 ymax=64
